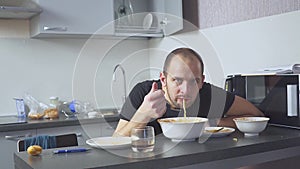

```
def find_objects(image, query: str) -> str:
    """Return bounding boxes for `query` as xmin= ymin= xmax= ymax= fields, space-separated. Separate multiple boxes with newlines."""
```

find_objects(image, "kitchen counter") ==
xmin=14 ymin=126 xmax=300 ymax=169
xmin=0 ymin=111 xmax=120 ymax=132
xmin=1 ymin=110 xmax=120 ymax=169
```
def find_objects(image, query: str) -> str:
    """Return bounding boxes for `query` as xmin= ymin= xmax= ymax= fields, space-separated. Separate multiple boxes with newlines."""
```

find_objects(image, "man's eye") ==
xmin=195 ymin=78 xmax=201 ymax=84
xmin=189 ymin=78 xmax=201 ymax=86
xmin=175 ymin=79 xmax=183 ymax=85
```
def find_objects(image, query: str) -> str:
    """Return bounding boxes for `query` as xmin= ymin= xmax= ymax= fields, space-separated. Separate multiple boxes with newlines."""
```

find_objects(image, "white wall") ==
xmin=202 ymin=10 xmax=300 ymax=76
xmin=149 ymin=10 xmax=300 ymax=87
xmin=1 ymin=9 xmax=300 ymax=115
xmin=0 ymin=35 xmax=148 ymax=115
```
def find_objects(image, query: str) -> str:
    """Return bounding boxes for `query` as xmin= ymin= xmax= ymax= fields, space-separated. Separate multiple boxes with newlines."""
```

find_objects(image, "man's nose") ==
xmin=180 ymin=81 xmax=190 ymax=94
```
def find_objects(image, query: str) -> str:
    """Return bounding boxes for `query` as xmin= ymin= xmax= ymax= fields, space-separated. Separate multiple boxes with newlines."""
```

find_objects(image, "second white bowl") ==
xmin=233 ymin=117 xmax=270 ymax=136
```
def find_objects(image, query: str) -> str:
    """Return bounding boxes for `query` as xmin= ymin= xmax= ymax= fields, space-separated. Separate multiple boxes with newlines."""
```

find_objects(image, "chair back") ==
xmin=17 ymin=133 xmax=78 ymax=152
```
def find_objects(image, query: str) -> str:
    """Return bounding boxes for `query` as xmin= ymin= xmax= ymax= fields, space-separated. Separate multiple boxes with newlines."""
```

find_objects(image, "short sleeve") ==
xmin=199 ymin=83 xmax=235 ymax=118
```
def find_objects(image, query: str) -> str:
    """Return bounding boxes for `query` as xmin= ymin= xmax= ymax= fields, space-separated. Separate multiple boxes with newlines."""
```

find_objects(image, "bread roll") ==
xmin=27 ymin=145 xmax=42 ymax=156
xmin=44 ymin=108 xmax=59 ymax=119
xmin=28 ymin=112 xmax=45 ymax=120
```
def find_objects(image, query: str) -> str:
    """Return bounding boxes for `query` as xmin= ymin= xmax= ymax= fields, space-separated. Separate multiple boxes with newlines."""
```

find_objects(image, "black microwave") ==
xmin=225 ymin=74 xmax=300 ymax=129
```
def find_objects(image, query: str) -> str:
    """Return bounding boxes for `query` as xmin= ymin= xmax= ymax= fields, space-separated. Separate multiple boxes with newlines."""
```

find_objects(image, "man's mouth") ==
xmin=177 ymin=96 xmax=190 ymax=102
xmin=176 ymin=97 xmax=191 ymax=107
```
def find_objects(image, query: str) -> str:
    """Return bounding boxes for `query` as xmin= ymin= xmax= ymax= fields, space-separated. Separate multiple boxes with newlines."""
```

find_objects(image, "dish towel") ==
xmin=24 ymin=135 xmax=57 ymax=150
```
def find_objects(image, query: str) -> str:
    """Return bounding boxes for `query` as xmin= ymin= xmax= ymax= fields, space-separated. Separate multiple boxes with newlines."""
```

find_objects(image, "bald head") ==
xmin=163 ymin=48 xmax=204 ymax=75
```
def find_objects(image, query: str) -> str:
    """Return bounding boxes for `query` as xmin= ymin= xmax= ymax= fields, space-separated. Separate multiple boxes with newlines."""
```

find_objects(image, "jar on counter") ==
xmin=49 ymin=96 xmax=59 ymax=108
xmin=58 ymin=101 xmax=76 ymax=118
xmin=44 ymin=96 xmax=59 ymax=119
xmin=69 ymin=100 xmax=94 ymax=114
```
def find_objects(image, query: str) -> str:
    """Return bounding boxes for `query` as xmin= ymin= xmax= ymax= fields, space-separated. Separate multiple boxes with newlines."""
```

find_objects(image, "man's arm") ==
xmin=113 ymin=82 xmax=166 ymax=137
xmin=113 ymin=119 xmax=145 ymax=137
xmin=218 ymin=95 xmax=264 ymax=128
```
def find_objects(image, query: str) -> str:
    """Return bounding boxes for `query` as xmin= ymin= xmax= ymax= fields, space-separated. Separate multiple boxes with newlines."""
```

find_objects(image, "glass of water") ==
xmin=131 ymin=126 xmax=155 ymax=153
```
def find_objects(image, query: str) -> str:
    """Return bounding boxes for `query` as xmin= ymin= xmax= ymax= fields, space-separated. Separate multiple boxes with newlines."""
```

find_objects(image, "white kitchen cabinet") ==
xmin=30 ymin=0 xmax=114 ymax=37
xmin=30 ymin=0 xmax=182 ymax=38
xmin=113 ymin=0 xmax=183 ymax=37
xmin=0 ymin=129 xmax=36 ymax=169
xmin=100 ymin=121 xmax=118 ymax=136
xmin=80 ymin=121 xmax=118 ymax=139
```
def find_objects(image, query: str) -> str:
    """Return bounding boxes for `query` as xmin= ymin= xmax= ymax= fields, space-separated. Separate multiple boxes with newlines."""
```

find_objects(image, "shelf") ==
xmin=0 ymin=6 xmax=42 ymax=19
xmin=114 ymin=25 xmax=164 ymax=37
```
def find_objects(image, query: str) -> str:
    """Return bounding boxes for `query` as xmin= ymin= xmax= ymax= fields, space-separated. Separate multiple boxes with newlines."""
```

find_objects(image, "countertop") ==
xmin=14 ymin=126 xmax=300 ymax=169
xmin=0 ymin=111 xmax=120 ymax=132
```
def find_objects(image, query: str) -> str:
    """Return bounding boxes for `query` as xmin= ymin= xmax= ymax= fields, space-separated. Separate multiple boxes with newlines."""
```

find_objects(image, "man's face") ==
xmin=160 ymin=55 xmax=204 ymax=109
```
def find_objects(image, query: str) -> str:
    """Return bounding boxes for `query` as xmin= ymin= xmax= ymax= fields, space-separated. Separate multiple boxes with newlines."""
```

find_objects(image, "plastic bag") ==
xmin=24 ymin=93 xmax=59 ymax=119
xmin=23 ymin=93 xmax=43 ymax=119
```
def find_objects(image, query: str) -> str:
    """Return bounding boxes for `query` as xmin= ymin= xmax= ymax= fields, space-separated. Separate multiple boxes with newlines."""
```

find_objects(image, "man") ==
xmin=113 ymin=48 xmax=264 ymax=136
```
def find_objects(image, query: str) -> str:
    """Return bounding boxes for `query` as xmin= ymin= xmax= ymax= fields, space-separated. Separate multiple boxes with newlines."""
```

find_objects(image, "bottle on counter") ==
xmin=13 ymin=97 xmax=26 ymax=120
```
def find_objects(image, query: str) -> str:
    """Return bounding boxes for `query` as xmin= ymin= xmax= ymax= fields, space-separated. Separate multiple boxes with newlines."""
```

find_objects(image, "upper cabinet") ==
xmin=0 ymin=0 xmax=42 ymax=19
xmin=30 ymin=0 xmax=114 ymax=37
xmin=30 ymin=0 xmax=182 ymax=38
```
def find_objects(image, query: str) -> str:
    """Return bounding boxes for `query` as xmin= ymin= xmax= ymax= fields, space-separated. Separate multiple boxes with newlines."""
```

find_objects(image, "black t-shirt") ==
xmin=120 ymin=80 xmax=235 ymax=135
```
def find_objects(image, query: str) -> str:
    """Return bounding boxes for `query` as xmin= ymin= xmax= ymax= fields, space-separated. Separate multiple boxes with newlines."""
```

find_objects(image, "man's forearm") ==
xmin=113 ymin=120 xmax=147 ymax=137
xmin=113 ymin=109 xmax=152 ymax=137
xmin=218 ymin=113 xmax=263 ymax=128
xmin=218 ymin=116 xmax=237 ymax=128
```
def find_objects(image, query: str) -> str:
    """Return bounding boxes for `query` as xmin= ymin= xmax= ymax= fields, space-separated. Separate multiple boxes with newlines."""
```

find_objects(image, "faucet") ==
xmin=112 ymin=64 xmax=127 ymax=104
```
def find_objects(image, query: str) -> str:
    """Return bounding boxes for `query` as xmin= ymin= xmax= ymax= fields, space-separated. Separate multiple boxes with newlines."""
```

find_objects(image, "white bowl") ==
xmin=157 ymin=117 xmax=208 ymax=142
xmin=233 ymin=117 xmax=270 ymax=136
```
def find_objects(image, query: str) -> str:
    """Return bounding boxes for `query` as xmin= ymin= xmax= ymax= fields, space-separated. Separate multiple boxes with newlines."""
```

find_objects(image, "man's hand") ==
xmin=132 ymin=82 xmax=167 ymax=123
xmin=113 ymin=82 xmax=167 ymax=137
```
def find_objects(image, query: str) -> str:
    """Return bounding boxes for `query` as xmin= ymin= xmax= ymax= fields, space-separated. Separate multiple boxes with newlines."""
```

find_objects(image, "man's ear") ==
xmin=159 ymin=72 xmax=167 ymax=87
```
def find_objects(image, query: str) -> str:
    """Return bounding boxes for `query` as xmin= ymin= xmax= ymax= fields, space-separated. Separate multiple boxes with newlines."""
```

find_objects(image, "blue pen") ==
xmin=53 ymin=148 xmax=89 ymax=154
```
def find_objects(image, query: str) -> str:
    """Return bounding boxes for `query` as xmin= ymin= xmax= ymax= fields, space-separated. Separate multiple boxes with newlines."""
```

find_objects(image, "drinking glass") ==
xmin=131 ymin=126 xmax=155 ymax=153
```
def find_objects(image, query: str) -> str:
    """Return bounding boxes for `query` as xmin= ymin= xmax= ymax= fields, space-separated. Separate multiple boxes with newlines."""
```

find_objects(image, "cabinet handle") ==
xmin=43 ymin=26 xmax=67 ymax=31
xmin=5 ymin=134 xmax=32 ymax=140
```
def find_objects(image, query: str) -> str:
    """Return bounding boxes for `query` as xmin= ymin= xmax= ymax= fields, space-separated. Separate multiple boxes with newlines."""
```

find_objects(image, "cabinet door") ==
xmin=80 ymin=122 xmax=118 ymax=139
xmin=30 ymin=0 xmax=114 ymax=37
xmin=0 ymin=129 xmax=36 ymax=169
xmin=162 ymin=0 xmax=183 ymax=35
xmin=36 ymin=122 xmax=117 ymax=146
xmin=101 ymin=121 xmax=118 ymax=136
xmin=36 ymin=125 xmax=87 ymax=145
xmin=152 ymin=0 xmax=183 ymax=36
xmin=80 ymin=123 xmax=102 ymax=140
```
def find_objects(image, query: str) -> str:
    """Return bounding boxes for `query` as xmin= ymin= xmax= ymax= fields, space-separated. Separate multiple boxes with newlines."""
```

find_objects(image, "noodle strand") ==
xmin=183 ymin=99 xmax=187 ymax=119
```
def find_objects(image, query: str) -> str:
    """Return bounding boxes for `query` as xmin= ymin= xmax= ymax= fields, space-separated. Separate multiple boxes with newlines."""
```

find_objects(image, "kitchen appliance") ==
xmin=225 ymin=73 xmax=300 ymax=129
